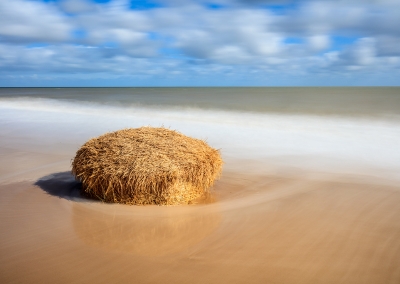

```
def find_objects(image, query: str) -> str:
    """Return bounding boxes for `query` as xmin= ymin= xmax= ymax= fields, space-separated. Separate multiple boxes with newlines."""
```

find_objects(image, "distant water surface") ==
xmin=1 ymin=87 xmax=399 ymax=118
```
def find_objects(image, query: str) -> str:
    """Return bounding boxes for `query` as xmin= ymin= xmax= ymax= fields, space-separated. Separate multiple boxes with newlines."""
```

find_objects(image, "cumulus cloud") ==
xmin=0 ymin=0 xmax=399 ymax=85
xmin=0 ymin=0 xmax=72 ymax=43
xmin=169 ymin=7 xmax=283 ymax=63
xmin=308 ymin=35 xmax=330 ymax=51
xmin=324 ymin=38 xmax=376 ymax=70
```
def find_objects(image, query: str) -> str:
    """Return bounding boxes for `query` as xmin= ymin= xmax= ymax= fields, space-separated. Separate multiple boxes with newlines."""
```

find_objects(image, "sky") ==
xmin=0 ymin=0 xmax=400 ymax=86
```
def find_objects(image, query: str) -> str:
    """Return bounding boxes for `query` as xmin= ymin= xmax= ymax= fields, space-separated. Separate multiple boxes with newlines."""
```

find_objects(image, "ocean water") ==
xmin=1 ymin=87 xmax=400 ymax=180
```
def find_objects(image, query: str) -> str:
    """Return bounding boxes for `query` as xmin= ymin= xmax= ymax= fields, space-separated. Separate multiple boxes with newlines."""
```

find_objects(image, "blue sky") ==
xmin=0 ymin=0 xmax=399 ymax=86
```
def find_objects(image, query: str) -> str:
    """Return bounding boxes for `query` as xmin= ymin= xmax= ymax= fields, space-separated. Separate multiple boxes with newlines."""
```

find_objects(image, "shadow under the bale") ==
xmin=35 ymin=171 xmax=85 ymax=201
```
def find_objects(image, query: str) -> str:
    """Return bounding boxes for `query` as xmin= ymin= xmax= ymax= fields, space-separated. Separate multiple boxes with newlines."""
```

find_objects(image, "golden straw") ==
xmin=71 ymin=127 xmax=223 ymax=205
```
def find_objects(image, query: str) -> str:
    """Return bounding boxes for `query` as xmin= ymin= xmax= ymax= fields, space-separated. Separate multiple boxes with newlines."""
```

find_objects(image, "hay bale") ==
xmin=71 ymin=127 xmax=223 ymax=205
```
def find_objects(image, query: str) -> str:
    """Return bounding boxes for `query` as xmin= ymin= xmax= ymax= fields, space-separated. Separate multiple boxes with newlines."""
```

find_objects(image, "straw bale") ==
xmin=71 ymin=127 xmax=223 ymax=205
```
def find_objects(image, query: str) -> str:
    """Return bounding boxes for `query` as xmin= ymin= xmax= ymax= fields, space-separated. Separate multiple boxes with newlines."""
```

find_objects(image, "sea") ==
xmin=1 ymin=87 xmax=400 ymax=181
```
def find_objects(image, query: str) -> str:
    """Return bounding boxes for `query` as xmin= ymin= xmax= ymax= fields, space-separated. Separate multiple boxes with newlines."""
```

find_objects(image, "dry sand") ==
xmin=1 ymin=145 xmax=400 ymax=284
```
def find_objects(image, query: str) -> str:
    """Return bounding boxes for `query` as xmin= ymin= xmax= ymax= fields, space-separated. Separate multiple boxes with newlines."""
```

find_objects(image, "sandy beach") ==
xmin=1 ymin=142 xmax=400 ymax=283
xmin=1 ymin=88 xmax=400 ymax=283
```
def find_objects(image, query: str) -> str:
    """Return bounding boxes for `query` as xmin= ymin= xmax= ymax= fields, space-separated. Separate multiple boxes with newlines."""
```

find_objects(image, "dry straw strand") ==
xmin=71 ymin=127 xmax=223 ymax=205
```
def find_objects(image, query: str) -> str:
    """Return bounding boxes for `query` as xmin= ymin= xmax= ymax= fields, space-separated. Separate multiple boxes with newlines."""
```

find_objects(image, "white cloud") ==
xmin=308 ymin=35 xmax=330 ymax=51
xmin=355 ymin=38 xmax=376 ymax=66
xmin=212 ymin=45 xmax=251 ymax=64
xmin=0 ymin=0 xmax=72 ymax=43
xmin=164 ymin=7 xmax=283 ymax=63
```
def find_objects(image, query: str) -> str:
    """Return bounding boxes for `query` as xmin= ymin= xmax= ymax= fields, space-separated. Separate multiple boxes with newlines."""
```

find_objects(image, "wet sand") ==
xmin=1 ymin=146 xmax=400 ymax=284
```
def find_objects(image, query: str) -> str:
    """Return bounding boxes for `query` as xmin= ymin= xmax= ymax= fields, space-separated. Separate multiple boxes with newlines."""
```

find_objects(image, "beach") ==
xmin=1 ymin=87 xmax=400 ymax=283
